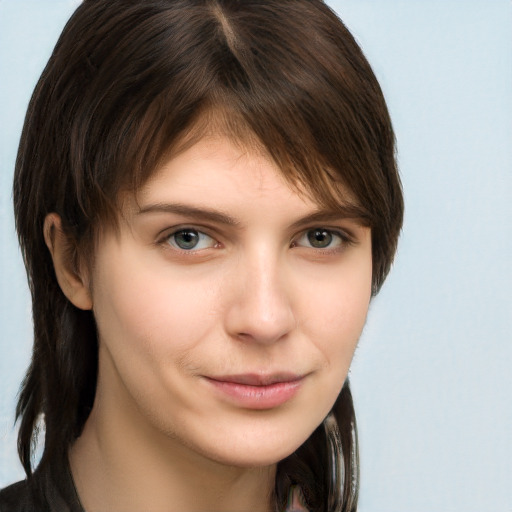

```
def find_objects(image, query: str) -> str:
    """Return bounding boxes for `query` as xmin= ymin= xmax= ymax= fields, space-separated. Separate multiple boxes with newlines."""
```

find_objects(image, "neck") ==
xmin=69 ymin=354 xmax=276 ymax=512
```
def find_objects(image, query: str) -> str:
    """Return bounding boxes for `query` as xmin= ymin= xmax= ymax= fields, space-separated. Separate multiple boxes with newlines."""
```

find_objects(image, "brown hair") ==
xmin=13 ymin=1 xmax=403 ymax=510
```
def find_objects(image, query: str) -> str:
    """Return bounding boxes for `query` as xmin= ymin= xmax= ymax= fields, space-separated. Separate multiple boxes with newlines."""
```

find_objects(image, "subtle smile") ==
xmin=204 ymin=373 xmax=304 ymax=410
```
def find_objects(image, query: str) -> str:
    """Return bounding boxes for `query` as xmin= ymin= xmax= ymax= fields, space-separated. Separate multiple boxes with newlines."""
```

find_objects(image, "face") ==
xmin=88 ymin=136 xmax=372 ymax=468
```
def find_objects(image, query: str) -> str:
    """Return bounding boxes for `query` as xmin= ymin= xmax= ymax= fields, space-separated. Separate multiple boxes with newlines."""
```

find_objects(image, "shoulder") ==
xmin=0 ymin=479 xmax=40 ymax=512
xmin=0 ymin=464 xmax=83 ymax=512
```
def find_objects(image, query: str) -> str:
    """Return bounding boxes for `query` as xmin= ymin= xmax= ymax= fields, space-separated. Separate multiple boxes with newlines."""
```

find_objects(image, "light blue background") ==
xmin=1 ymin=1 xmax=511 ymax=511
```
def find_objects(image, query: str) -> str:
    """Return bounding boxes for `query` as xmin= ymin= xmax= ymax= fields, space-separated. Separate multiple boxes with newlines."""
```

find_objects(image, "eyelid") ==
xmin=291 ymin=226 xmax=355 ymax=250
xmin=157 ymin=225 xmax=221 ymax=252
xmin=154 ymin=223 xmax=358 ymax=255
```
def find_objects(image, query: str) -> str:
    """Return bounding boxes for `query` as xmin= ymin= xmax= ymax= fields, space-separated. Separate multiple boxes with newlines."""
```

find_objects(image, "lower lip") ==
xmin=205 ymin=378 xmax=302 ymax=410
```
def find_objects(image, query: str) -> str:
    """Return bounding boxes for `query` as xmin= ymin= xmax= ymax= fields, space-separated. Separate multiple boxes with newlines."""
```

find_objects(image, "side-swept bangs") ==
xmin=15 ymin=0 xmax=402 ymax=294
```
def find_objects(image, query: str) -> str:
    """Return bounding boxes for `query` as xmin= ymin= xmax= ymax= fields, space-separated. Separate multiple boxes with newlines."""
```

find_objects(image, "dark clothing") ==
xmin=0 ymin=461 xmax=84 ymax=512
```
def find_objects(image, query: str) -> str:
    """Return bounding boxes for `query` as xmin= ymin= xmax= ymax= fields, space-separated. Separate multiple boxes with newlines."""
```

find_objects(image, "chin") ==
xmin=193 ymin=424 xmax=316 ymax=469
xmin=209 ymin=447 xmax=296 ymax=469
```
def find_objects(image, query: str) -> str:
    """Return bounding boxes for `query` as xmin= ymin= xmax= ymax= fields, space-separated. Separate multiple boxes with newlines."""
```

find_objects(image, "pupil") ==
xmin=175 ymin=229 xmax=199 ymax=249
xmin=307 ymin=229 xmax=332 ymax=248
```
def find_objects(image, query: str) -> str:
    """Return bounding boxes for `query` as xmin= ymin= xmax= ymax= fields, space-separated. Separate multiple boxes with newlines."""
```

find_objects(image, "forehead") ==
xmin=133 ymin=135 xmax=313 ymax=215
xmin=149 ymin=136 xmax=284 ymax=187
xmin=120 ymin=135 xmax=369 ymax=229
xmin=132 ymin=105 xmax=362 ymax=206
xmin=136 ymin=122 xmax=361 ymax=202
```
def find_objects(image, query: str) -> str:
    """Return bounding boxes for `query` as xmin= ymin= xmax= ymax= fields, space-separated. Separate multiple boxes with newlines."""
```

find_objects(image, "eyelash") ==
xmin=158 ymin=226 xmax=354 ymax=255
xmin=160 ymin=227 xmax=219 ymax=252
xmin=291 ymin=228 xmax=353 ymax=253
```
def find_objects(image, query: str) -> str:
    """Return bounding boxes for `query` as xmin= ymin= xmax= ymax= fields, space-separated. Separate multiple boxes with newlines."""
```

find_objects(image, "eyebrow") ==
xmin=136 ymin=202 xmax=371 ymax=228
xmin=136 ymin=203 xmax=241 ymax=226
xmin=288 ymin=206 xmax=371 ymax=230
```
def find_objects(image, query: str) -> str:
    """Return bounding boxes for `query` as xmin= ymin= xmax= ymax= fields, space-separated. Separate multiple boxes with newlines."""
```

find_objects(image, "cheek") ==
xmin=90 ymin=253 xmax=220 ymax=362
xmin=89 ymin=257 xmax=220 ymax=421
xmin=301 ymin=258 xmax=372 ymax=370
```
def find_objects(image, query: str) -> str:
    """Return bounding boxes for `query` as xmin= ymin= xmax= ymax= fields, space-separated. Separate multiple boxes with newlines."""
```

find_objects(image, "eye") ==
xmin=294 ymin=228 xmax=346 ymax=249
xmin=166 ymin=228 xmax=217 ymax=251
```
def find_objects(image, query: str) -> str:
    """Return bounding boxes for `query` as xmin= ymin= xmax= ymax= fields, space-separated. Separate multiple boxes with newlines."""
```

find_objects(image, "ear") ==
xmin=43 ymin=213 xmax=93 ymax=310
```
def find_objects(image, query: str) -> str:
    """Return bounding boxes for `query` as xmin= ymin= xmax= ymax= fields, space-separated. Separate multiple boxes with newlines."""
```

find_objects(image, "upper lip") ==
xmin=206 ymin=373 xmax=304 ymax=386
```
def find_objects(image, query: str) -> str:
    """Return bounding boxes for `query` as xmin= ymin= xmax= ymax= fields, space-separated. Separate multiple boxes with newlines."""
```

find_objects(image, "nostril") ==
xmin=227 ymin=303 xmax=296 ymax=345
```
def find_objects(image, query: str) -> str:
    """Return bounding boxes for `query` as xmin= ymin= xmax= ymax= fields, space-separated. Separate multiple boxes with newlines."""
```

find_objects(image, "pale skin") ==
xmin=44 ymin=135 xmax=373 ymax=512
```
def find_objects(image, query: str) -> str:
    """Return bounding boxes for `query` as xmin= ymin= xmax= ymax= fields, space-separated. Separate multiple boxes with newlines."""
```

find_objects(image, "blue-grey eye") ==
xmin=295 ymin=228 xmax=344 ymax=249
xmin=308 ymin=229 xmax=333 ymax=248
xmin=168 ymin=229 xmax=216 ymax=250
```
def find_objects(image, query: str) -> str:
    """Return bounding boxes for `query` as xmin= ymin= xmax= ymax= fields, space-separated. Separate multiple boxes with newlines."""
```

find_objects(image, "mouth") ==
xmin=209 ymin=372 xmax=303 ymax=386
xmin=203 ymin=373 xmax=305 ymax=410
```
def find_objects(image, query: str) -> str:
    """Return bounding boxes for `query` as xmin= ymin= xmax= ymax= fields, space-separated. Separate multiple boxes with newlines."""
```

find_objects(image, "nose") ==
xmin=224 ymin=248 xmax=296 ymax=345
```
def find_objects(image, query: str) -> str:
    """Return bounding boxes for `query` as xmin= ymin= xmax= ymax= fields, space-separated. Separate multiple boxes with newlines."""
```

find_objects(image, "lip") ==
xmin=204 ymin=373 xmax=304 ymax=410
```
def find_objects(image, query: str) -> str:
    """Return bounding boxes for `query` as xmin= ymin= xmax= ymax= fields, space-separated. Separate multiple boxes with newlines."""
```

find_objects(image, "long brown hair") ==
xmin=13 ymin=1 xmax=403 ymax=510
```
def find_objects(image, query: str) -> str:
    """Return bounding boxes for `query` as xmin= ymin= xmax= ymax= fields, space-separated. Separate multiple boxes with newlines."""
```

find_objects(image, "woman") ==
xmin=0 ymin=0 xmax=403 ymax=511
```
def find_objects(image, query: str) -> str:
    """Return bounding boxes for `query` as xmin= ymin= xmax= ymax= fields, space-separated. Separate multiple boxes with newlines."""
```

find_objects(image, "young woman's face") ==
xmin=89 ymin=135 xmax=372 ymax=468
